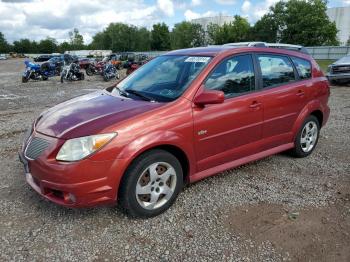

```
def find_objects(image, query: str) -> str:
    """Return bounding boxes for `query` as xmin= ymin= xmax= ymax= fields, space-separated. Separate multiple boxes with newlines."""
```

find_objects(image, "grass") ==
xmin=315 ymin=59 xmax=335 ymax=73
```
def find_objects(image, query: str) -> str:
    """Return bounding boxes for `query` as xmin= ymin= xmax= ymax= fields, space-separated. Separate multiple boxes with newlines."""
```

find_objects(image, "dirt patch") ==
xmin=225 ymin=199 xmax=350 ymax=262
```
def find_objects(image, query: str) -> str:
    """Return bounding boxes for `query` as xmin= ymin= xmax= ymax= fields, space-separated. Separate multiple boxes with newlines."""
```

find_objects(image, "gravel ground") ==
xmin=0 ymin=59 xmax=349 ymax=262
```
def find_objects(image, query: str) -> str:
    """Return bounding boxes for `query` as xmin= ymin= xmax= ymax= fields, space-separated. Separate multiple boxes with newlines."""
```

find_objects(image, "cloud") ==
xmin=157 ymin=0 xmax=175 ymax=17
xmin=215 ymin=0 xmax=236 ymax=5
xmin=0 ymin=0 xmax=166 ymax=43
xmin=184 ymin=10 xmax=219 ymax=21
xmin=241 ymin=0 xmax=251 ymax=13
xmin=191 ymin=0 xmax=201 ymax=6
xmin=241 ymin=0 xmax=279 ymax=22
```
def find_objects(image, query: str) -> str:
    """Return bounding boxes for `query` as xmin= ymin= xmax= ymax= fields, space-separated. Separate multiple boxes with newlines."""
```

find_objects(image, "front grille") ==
xmin=332 ymin=65 xmax=350 ymax=74
xmin=25 ymin=137 xmax=50 ymax=160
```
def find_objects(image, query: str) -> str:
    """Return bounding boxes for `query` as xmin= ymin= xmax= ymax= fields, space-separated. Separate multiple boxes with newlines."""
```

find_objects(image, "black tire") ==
xmin=21 ymin=76 xmax=28 ymax=83
xmin=42 ymin=76 xmax=48 ymax=81
xmin=60 ymin=74 xmax=64 ymax=83
xmin=86 ymin=66 xmax=94 ymax=76
xmin=103 ymin=74 xmax=109 ymax=82
xmin=80 ymin=72 xmax=85 ymax=80
xmin=118 ymin=149 xmax=183 ymax=218
xmin=289 ymin=115 xmax=320 ymax=158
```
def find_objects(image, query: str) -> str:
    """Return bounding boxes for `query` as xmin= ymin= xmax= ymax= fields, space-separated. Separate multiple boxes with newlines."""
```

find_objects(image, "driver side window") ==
xmin=205 ymin=54 xmax=255 ymax=97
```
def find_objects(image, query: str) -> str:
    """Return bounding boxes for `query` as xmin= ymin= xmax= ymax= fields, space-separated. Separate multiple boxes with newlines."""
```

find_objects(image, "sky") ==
xmin=0 ymin=0 xmax=348 ymax=44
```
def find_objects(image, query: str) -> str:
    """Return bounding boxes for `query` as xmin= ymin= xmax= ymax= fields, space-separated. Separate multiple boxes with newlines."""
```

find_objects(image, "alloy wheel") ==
xmin=135 ymin=162 xmax=177 ymax=210
xmin=300 ymin=120 xmax=318 ymax=152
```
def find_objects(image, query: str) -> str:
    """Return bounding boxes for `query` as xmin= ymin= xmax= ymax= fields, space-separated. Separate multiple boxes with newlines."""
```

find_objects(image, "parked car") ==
xmin=326 ymin=54 xmax=350 ymax=84
xmin=0 ymin=54 xmax=7 ymax=60
xmin=34 ymin=55 xmax=53 ymax=62
xmin=19 ymin=44 xmax=330 ymax=218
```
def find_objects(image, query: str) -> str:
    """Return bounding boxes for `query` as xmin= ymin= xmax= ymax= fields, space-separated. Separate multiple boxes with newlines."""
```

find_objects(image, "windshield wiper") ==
xmin=114 ymin=86 xmax=128 ymax=97
xmin=125 ymin=89 xmax=155 ymax=102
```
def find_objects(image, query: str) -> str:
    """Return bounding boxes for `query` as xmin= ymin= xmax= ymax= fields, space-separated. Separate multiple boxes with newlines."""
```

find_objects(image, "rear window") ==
xmin=291 ymin=57 xmax=312 ymax=79
xmin=257 ymin=54 xmax=296 ymax=88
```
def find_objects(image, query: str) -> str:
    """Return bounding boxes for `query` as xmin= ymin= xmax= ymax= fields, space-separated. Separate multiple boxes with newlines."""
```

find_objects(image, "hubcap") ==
xmin=136 ymin=162 xmax=177 ymax=210
xmin=300 ymin=121 xmax=318 ymax=152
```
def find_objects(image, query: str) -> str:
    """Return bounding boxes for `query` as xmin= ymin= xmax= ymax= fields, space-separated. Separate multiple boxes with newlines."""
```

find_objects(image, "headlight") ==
xmin=56 ymin=133 xmax=116 ymax=161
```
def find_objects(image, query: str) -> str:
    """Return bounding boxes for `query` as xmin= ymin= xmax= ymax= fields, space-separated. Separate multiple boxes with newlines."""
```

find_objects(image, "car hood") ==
xmin=35 ymin=91 xmax=164 ymax=139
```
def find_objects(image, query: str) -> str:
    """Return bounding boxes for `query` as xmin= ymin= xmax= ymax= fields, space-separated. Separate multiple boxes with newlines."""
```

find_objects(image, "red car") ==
xmin=20 ymin=45 xmax=330 ymax=217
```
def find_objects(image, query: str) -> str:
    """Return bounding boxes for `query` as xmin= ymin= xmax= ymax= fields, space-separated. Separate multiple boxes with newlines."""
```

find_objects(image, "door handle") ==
xmin=296 ymin=90 xmax=305 ymax=97
xmin=249 ymin=101 xmax=261 ymax=109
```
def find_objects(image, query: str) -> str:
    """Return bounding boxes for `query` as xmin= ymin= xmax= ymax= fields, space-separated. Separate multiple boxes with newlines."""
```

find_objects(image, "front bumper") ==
xmin=19 ymin=132 xmax=127 ymax=208
xmin=326 ymin=73 xmax=350 ymax=82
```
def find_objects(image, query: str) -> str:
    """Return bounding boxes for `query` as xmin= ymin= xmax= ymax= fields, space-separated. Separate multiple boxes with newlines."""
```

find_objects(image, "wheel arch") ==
xmin=310 ymin=110 xmax=323 ymax=127
xmin=292 ymin=100 xmax=324 ymax=141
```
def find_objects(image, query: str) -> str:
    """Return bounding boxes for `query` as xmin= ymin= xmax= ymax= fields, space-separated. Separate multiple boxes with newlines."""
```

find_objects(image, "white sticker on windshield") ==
xmin=185 ymin=57 xmax=210 ymax=63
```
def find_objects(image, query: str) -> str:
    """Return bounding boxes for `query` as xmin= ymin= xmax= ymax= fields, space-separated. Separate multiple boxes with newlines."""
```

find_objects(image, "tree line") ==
xmin=0 ymin=0 xmax=342 ymax=54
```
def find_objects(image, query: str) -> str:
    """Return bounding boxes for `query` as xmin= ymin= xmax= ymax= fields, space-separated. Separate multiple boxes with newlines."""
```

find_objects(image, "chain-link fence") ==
xmin=306 ymin=46 xmax=350 ymax=60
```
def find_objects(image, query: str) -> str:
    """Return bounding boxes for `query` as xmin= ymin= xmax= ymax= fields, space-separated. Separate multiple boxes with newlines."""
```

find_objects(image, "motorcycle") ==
xmin=60 ymin=62 xmax=84 ymax=83
xmin=22 ymin=60 xmax=62 ymax=83
xmin=85 ymin=60 xmax=105 ymax=76
xmin=103 ymin=62 xmax=120 ymax=82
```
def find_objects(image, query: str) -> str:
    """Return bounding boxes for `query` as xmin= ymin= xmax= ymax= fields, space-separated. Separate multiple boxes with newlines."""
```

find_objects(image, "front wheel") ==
xmin=103 ymin=74 xmax=109 ymax=82
xmin=86 ymin=66 xmax=94 ymax=76
xmin=289 ymin=115 xmax=320 ymax=158
xmin=118 ymin=149 xmax=183 ymax=218
xmin=21 ymin=76 xmax=29 ymax=83
xmin=60 ymin=74 xmax=64 ymax=83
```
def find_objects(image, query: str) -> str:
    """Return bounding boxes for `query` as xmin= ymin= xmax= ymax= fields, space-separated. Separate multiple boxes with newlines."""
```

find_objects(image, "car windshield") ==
xmin=112 ymin=55 xmax=212 ymax=102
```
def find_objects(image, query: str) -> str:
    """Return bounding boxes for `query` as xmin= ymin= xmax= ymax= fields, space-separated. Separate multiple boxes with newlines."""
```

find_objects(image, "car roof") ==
xmin=166 ymin=46 xmax=311 ymax=59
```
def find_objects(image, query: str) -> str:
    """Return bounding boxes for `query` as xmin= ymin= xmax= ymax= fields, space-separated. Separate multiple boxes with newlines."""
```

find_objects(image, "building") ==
xmin=327 ymin=6 xmax=350 ymax=45
xmin=190 ymin=14 xmax=235 ymax=32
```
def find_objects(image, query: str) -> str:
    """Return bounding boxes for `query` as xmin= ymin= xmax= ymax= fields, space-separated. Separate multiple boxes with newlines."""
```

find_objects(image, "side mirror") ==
xmin=194 ymin=89 xmax=225 ymax=106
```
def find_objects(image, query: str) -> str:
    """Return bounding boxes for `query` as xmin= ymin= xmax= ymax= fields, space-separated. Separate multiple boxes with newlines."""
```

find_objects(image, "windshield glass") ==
xmin=112 ymin=55 xmax=212 ymax=102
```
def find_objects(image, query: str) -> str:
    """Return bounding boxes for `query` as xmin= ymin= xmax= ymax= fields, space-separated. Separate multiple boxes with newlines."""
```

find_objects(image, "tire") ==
xmin=60 ymin=74 xmax=64 ymax=83
xmin=21 ymin=76 xmax=28 ymax=83
xmin=103 ymin=74 xmax=109 ymax=82
xmin=80 ymin=72 xmax=85 ymax=80
xmin=289 ymin=115 xmax=320 ymax=158
xmin=86 ymin=66 xmax=94 ymax=76
xmin=118 ymin=149 xmax=183 ymax=218
xmin=42 ymin=76 xmax=48 ymax=81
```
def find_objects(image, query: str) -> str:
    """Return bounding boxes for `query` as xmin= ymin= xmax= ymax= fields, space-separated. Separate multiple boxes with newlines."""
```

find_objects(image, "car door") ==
xmin=193 ymin=54 xmax=264 ymax=172
xmin=255 ymin=53 xmax=309 ymax=149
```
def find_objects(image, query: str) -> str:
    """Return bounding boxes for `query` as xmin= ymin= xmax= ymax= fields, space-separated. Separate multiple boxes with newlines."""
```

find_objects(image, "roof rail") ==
xmin=222 ymin=42 xmax=310 ymax=54
xmin=223 ymin=42 xmax=266 ymax=47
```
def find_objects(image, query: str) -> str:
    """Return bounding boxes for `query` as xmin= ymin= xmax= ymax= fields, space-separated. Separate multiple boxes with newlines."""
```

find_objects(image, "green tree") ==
xmin=208 ymin=15 xmax=251 ymax=45
xmin=171 ymin=22 xmax=205 ymax=49
xmin=69 ymin=28 xmax=84 ymax=50
xmin=38 ymin=37 xmax=58 ymax=53
xmin=346 ymin=36 xmax=350 ymax=46
xmin=13 ymin=39 xmax=32 ymax=53
xmin=135 ymin=27 xmax=151 ymax=51
xmin=59 ymin=41 xmax=71 ymax=53
xmin=151 ymin=23 xmax=170 ymax=50
xmin=252 ymin=0 xmax=339 ymax=46
xmin=0 ymin=32 xmax=9 ymax=53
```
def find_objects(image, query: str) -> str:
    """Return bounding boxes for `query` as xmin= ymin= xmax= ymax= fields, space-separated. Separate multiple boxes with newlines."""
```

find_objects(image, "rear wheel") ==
xmin=289 ymin=115 xmax=320 ymax=158
xmin=119 ymin=149 xmax=183 ymax=218
xmin=80 ymin=72 xmax=85 ymax=80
